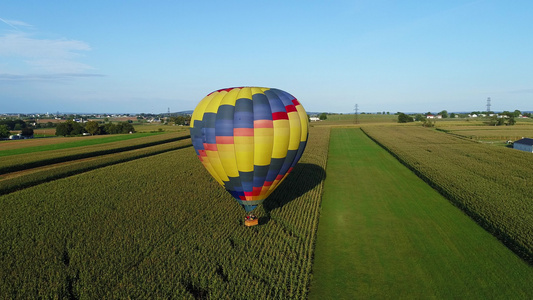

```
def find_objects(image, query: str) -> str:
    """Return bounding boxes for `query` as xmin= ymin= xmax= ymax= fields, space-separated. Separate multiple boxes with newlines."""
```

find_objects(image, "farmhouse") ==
xmin=513 ymin=138 xmax=533 ymax=153
xmin=309 ymin=117 xmax=320 ymax=122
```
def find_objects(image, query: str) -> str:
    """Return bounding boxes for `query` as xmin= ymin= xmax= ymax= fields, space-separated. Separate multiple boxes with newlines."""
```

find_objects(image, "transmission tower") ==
xmin=486 ymin=97 xmax=491 ymax=113
xmin=354 ymin=104 xmax=359 ymax=124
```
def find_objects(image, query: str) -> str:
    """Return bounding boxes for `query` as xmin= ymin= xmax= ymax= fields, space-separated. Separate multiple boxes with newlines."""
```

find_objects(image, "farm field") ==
xmin=0 ymin=131 xmax=189 ymax=174
xmin=311 ymin=113 xmax=397 ymax=126
xmin=0 ymin=126 xmax=330 ymax=299
xmin=436 ymin=123 xmax=533 ymax=143
xmin=309 ymin=128 xmax=533 ymax=299
xmin=0 ymin=132 xmax=164 ymax=155
xmin=0 ymin=137 xmax=192 ymax=195
xmin=361 ymin=126 xmax=533 ymax=262
xmin=134 ymin=123 xmax=190 ymax=133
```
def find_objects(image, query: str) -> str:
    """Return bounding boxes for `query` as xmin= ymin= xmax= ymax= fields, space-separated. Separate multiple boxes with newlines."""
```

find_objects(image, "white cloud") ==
xmin=0 ymin=19 xmax=98 ymax=76
xmin=0 ymin=18 xmax=32 ymax=29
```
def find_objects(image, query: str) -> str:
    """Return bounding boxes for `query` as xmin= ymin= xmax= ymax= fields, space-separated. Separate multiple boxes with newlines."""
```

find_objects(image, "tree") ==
xmin=0 ymin=124 xmax=10 ymax=138
xmin=70 ymin=121 xmax=85 ymax=135
xmin=85 ymin=121 xmax=100 ymax=135
xmin=319 ymin=113 xmax=328 ymax=120
xmin=422 ymin=118 xmax=435 ymax=127
xmin=513 ymin=110 xmax=521 ymax=117
xmin=439 ymin=110 xmax=449 ymax=118
xmin=55 ymin=120 xmax=84 ymax=136
xmin=55 ymin=122 xmax=71 ymax=136
xmin=20 ymin=127 xmax=34 ymax=137
xmin=398 ymin=113 xmax=414 ymax=123
xmin=450 ymin=113 xmax=456 ymax=118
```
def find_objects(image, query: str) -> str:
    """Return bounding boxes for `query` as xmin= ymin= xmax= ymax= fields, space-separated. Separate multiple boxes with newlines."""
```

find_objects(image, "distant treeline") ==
xmin=0 ymin=120 xmax=33 ymax=138
xmin=56 ymin=120 xmax=135 ymax=136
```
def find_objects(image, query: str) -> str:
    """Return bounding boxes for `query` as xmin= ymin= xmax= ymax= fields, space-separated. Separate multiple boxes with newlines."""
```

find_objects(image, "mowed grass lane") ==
xmin=309 ymin=128 xmax=532 ymax=299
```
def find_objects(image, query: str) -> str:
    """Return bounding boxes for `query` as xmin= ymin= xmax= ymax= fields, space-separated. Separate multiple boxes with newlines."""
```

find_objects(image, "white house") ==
xmin=513 ymin=138 xmax=533 ymax=153
xmin=309 ymin=117 xmax=320 ymax=122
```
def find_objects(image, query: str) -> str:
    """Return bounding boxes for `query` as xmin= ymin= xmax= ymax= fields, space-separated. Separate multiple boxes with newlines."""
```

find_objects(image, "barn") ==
xmin=513 ymin=138 xmax=533 ymax=153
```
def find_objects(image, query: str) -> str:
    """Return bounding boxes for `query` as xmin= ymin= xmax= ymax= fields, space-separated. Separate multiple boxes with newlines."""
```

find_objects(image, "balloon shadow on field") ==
xmin=259 ymin=163 xmax=326 ymax=225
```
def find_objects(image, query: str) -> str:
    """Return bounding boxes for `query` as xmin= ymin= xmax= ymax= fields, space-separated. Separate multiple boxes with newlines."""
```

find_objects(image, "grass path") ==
xmin=0 ymin=132 xmax=161 ymax=157
xmin=309 ymin=128 xmax=532 ymax=299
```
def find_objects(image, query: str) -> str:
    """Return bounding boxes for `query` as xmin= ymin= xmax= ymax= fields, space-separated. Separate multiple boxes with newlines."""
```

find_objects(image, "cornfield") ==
xmin=361 ymin=126 xmax=533 ymax=262
xmin=0 ymin=126 xmax=330 ymax=298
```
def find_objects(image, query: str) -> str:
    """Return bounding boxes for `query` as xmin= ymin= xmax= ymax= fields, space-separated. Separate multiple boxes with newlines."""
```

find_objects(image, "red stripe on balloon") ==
xmin=204 ymin=143 xmax=218 ymax=151
xmin=272 ymin=111 xmax=288 ymax=120
xmin=207 ymin=87 xmax=242 ymax=96
xmin=292 ymin=99 xmax=301 ymax=106
xmin=264 ymin=181 xmax=273 ymax=187
xmin=285 ymin=104 xmax=297 ymax=113
xmin=252 ymin=187 xmax=262 ymax=196
xmin=276 ymin=174 xmax=284 ymax=180
xmin=216 ymin=136 xmax=234 ymax=144
xmin=254 ymin=120 xmax=273 ymax=128
xmin=234 ymin=128 xmax=254 ymax=136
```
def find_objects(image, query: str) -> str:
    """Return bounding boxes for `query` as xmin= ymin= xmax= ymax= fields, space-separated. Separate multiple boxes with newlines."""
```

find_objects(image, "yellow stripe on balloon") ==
xmin=220 ymin=88 xmax=240 ymax=106
xmin=237 ymin=87 xmax=253 ymax=100
xmin=205 ymin=90 xmax=226 ymax=113
xmin=272 ymin=119 xmax=290 ymax=158
xmin=287 ymin=111 xmax=301 ymax=151
xmin=218 ymin=143 xmax=239 ymax=177
xmin=254 ymin=127 xmax=273 ymax=166
xmin=251 ymin=87 xmax=266 ymax=95
xmin=234 ymin=135 xmax=254 ymax=172
xmin=295 ymin=104 xmax=309 ymax=142
xmin=206 ymin=149 xmax=229 ymax=182
xmin=201 ymin=158 xmax=224 ymax=185
xmin=190 ymin=92 xmax=216 ymax=127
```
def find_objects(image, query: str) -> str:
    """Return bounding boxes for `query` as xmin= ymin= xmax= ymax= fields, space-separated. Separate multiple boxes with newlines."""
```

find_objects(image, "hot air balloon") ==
xmin=190 ymin=87 xmax=308 ymax=225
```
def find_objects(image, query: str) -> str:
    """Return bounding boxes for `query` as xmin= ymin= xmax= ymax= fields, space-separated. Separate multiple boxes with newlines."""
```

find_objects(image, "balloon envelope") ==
xmin=190 ymin=87 xmax=309 ymax=212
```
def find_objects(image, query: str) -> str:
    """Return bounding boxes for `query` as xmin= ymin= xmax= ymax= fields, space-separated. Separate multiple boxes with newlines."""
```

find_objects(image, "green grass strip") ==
xmin=0 ymin=133 xmax=189 ymax=174
xmin=309 ymin=128 xmax=532 ymax=299
xmin=0 ymin=132 xmax=161 ymax=157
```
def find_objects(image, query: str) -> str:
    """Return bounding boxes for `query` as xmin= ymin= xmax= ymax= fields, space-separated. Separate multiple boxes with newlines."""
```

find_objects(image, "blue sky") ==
xmin=1 ymin=0 xmax=532 ymax=114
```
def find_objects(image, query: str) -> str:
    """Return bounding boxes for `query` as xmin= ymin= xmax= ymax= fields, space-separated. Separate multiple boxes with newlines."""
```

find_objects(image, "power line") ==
xmin=354 ymin=104 xmax=359 ymax=124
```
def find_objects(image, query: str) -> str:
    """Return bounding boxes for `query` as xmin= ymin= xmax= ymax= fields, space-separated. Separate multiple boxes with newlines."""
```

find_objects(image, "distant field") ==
xmin=133 ymin=123 xmax=190 ymax=133
xmin=310 ymin=128 xmax=532 ymax=299
xmin=0 ymin=132 xmax=161 ymax=156
xmin=0 ymin=132 xmax=190 ymax=174
xmin=311 ymin=113 xmax=397 ymax=126
xmin=436 ymin=123 xmax=533 ymax=143
xmin=0 ymin=136 xmax=192 ymax=195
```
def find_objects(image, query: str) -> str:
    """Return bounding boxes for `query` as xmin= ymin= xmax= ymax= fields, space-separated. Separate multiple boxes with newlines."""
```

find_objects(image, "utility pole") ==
xmin=354 ymin=104 xmax=359 ymax=124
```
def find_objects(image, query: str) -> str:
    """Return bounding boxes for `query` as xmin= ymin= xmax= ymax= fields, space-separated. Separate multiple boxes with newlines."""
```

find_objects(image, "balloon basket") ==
xmin=244 ymin=218 xmax=259 ymax=226
xmin=244 ymin=214 xmax=258 ymax=226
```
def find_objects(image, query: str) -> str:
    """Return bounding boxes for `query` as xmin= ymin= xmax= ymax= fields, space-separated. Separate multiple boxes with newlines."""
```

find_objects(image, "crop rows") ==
xmin=0 ymin=137 xmax=192 ymax=195
xmin=0 ymin=126 xmax=330 ymax=299
xmin=0 ymin=131 xmax=190 ymax=174
xmin=361 ymin=126 xmax=533 ymax=262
